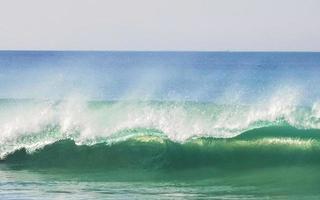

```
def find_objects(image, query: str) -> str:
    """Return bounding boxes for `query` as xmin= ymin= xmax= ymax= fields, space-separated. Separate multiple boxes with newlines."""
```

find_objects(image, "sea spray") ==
xmin=1 ymin=98 xmax=320 ymax=162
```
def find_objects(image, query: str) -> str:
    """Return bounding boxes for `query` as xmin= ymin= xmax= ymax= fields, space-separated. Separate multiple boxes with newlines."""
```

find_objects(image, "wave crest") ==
xmin=1 ymin=98 xmax=320 ymax=160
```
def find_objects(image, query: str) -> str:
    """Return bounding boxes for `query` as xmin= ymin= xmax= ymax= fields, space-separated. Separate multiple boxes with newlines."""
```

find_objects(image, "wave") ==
xmin=1 ymin=98 xmax=320 ymax=169
xmin=2 ymin=126 xmax=320 ymax=169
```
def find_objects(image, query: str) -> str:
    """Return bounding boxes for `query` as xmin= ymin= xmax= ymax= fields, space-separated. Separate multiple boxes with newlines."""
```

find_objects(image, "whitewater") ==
xmin=1 ymin=96 xmax=320 ymax=165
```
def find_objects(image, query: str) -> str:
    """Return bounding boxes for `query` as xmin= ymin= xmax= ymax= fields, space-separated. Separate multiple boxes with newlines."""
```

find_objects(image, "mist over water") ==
xmin=1 ymin=51 xmax=319 ymax=103
xmin=0 ymin=52 xmax=320 ymax=155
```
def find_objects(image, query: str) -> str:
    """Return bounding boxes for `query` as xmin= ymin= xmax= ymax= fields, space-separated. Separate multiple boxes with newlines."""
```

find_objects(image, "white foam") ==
xmin=0 ymin=90 xmax=320 ymax=158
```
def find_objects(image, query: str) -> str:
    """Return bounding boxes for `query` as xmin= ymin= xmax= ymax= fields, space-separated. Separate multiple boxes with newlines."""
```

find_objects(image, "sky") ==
xmin=0 ymin=0 xmax=319 ymax=51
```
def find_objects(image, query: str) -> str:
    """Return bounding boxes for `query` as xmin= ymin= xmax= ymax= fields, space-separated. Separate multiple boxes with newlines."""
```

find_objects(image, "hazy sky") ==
xmin=0 ymin=0 xmax=319 ymax=51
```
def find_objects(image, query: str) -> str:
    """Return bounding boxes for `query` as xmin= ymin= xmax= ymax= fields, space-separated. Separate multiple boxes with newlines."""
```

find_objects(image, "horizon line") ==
xmin=0 ymin=50 xmax=320 ymax=53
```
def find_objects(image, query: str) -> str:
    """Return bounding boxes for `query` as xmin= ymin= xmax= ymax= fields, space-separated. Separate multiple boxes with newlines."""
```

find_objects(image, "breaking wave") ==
xmin=1 ymin=98 xmax=320 ymax=169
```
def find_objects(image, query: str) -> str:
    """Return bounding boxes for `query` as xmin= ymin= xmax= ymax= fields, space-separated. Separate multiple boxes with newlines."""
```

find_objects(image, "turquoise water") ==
xmin=1 ymin=166 xmax=320 ymax=199
xmin=1 ymin=51 xmax=320 ymax=199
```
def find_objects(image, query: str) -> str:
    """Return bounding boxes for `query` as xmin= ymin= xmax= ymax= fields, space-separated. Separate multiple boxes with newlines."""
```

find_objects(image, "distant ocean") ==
xmin=1 ymin=51 xmax=320 ymax=199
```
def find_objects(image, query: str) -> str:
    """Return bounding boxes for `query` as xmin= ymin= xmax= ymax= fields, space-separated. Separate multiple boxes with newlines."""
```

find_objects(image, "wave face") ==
xmin=1 ymin=99 xmax=320 ymax=169
xmin=3 ymin=129 xmax=320 ymax=169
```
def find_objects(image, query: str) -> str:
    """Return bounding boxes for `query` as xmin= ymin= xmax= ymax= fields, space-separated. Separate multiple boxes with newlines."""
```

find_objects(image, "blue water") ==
xmin=1 ymin=51 xmax=320 ymax=199
xmin=1 ymin=51 xmax=320 ymax=102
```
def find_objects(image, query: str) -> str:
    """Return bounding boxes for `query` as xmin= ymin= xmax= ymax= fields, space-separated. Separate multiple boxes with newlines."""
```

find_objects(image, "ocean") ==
xmin=0 ymin=51 xmax=320 ymax=199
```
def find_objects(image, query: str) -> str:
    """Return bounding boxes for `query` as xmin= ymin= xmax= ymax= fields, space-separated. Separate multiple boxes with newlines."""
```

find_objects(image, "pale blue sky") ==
xmin=0 ymin=0 xmax=319 ymax=51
